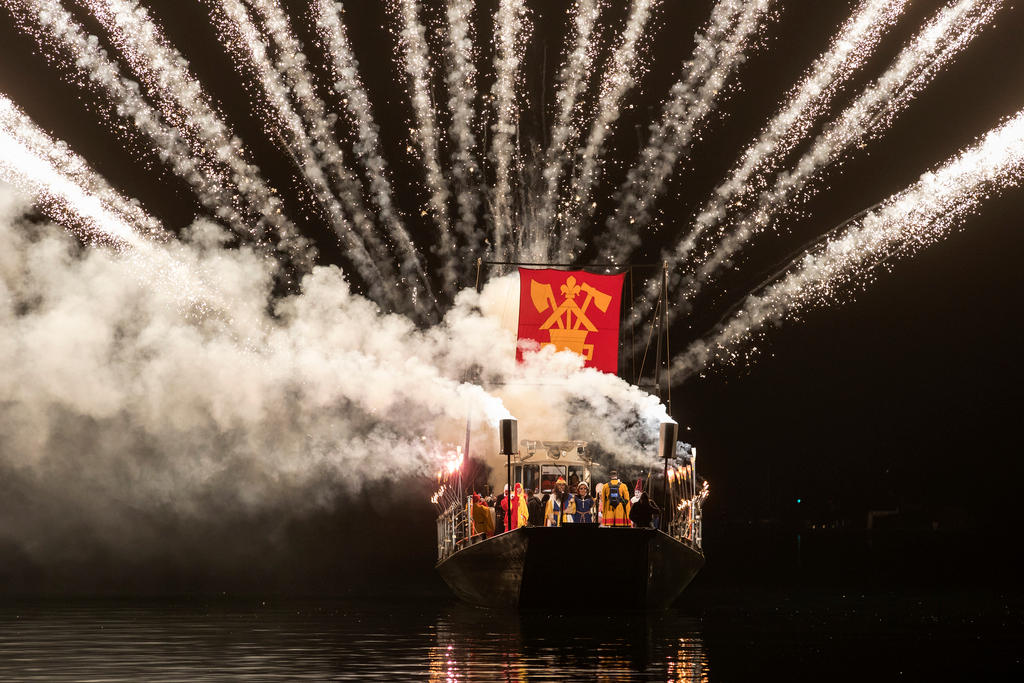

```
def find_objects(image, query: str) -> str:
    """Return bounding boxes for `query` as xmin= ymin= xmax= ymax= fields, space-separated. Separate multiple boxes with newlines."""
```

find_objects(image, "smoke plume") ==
xmin=0 ymin=183 xmax=669 ymax=585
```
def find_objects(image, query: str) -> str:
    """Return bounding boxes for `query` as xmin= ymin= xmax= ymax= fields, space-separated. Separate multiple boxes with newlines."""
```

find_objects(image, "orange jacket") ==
xmin=471 ymin=496 xmax=495 ymax=537
xmin=600 ymin=479 xmax=632 ymax=526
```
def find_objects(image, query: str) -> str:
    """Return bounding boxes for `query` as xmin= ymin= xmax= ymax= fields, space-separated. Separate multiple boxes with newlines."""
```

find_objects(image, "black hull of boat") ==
xmin=436 ymin=526 xmax=704 ymax=609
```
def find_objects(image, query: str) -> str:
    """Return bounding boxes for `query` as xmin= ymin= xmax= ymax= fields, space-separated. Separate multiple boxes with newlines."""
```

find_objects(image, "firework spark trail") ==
xmin=441 ymin=0 xmax=483 ymax=262
xmin=210 ymin=0 xmax=395 ymax=307
xmin=241 ymin=0 xmax=433 ymax=308
xmin=392 ymin=0 xmax=457 ymax=293
xmin=77 ymin=0 xmax=313 ymax=269
xmin=0 ymin=95 xmax=155 ymax=247
xmin=598 ymin=0 xmax=763 ymax=264
xmin=683 ymin=0 xmax=909 ymax=258
xmin=235 ymin=0 xmax=394 ymax=277
xmin=608 ymin=0 xmax=905 ymax=267
xmin=560 ymin=0 xmax=659 ymax=258
xmin=532 ymin=0 xmax=603 ymax=254
xmin=314 ymin=0 xmax=432 ymax=306
xmin=0 ymin=93 xmax=163 ymax=244
xmin=488 ymin=0 xmax=529 ymax=259
xmin=0 ymin=102 xmax=237 ymax=310
xmin=2 ymin=0 xmax=276 ymax=245
xmin=673 ymin=107 xmax=1024 ymax=378
xmin=690 ymin=0 xmax=1002 ymax=288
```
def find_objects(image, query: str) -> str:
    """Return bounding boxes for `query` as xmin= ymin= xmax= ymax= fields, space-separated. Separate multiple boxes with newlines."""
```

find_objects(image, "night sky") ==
xmin=1 ymin=0 xmax=1023 ymax=593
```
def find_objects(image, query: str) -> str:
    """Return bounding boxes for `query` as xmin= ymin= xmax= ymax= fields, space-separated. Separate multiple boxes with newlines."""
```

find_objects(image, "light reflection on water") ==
xmin=429 ymin=605 xmax=708 ymax=682
xmin=0 ymin=600 xmax=708 ymax=681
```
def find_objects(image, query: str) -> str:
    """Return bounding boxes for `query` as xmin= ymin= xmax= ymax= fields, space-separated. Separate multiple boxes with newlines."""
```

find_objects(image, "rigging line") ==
xmin=663 ymin=261 xmax=672 ymax=417
xmin=637 ymin=277 xmax=664 ymax=383
xmin=630 ymin=265 xmax=636 ymax=385
xmin=697 ymin=200 xmax=887 ymax=344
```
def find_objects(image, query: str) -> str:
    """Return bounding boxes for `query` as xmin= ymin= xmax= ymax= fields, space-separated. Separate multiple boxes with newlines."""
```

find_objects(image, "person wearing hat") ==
xmin=470 ymin=493 xmax=495 ymax=537
xmin=508 ymin=482 xmax=530 ymax=531
xmin=544 ymin=476 xmax=576 ymax=526
xmin=572 ymin=481 xmax=595 ymax=524
xmin=600 ymin=470 xmax=632 ymax=527
xmin=629 ymin=489 xmax=660 ymax=529
xmin=527 ymin=487 xmax=545 ymax=526
xmin=495 ymin=483 xmax=508 ymax=534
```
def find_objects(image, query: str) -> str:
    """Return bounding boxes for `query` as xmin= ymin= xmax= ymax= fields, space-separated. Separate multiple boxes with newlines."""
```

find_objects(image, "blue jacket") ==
xmin=572 ymin=494 xmax=595 ymax=523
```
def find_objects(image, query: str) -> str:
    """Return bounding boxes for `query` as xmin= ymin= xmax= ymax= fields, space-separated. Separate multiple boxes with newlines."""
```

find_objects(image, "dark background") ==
xmin=0 ymin=0 xmax=1022 ymax=596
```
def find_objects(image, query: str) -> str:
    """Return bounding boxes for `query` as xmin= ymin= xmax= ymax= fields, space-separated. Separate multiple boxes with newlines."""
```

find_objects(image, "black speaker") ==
xmin=659 ymin=421 xmax=678 ymax=460
xmin=499 ymin=418 xmax=518 ymax=455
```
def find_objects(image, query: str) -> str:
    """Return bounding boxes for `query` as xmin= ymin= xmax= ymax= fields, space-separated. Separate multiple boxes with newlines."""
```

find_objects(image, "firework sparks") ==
xmin=0 ymin=94 xmax=156 ymax=247
xmin=612 ymin=0 xmax=907 ymax=269
xmin=441 ymin=0 xmax=484 ymax=265
xmin=313 ymin=0 xmax=434 ymax=310
xmin=391 ymin=0 xmax=458 ymax=294
xmin=209 ymin=0 xmax=399 ymax=306
xmin=533 ymin=0 xmax=603 ymax=257
xmin=692 ymin=0 xmax=1003 ymax=289
xmin=2 ymin=0 xmax=273 ymax=246
xmin=600 ymin=0 xmax=776 ymax=265
xmin=488 ymin=0 xmax=529 ymax=260
xmin=560 ymin=0 xmax=659 ymax=258
xmin=674 ymin=108 xmax=1024 ymax=378
xmin=76 ymin=0 xmax=312 ymax=269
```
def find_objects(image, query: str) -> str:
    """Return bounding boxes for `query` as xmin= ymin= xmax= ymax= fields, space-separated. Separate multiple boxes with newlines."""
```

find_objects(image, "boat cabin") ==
xmin=501 ymin=439 xmax=593 ymax=494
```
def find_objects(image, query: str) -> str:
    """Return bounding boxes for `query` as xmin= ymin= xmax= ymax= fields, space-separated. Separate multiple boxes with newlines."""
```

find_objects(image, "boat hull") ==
xmin=436 ymin=526 xmax=704 ymax=609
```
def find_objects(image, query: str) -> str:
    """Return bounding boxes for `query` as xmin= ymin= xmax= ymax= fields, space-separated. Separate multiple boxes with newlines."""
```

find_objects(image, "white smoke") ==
xmin=0 ymin=183 xmax=670 ymax=565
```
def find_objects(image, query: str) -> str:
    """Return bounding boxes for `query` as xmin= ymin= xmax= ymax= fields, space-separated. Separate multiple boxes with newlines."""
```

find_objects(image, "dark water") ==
xmin=0 ymin=591 xmax=1020 ymax=681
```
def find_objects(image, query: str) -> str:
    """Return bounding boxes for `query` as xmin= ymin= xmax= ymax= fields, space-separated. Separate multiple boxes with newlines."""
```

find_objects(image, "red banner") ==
xmin=516 ymin=268 xmax=625 ymax=374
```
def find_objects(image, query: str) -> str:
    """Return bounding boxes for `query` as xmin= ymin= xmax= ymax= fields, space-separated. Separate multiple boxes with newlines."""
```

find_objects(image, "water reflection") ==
xmin=0 ymin=600 xmax=707 ymax=681
xmin=429 ymin=604 xmax=709 ymax=682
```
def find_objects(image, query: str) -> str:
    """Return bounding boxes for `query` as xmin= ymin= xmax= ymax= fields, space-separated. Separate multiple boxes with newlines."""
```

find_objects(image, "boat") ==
xmin=433 ymin=264 xmax=709 ymax=609
xmin=435 ymin=420 xmax=707 ymax=609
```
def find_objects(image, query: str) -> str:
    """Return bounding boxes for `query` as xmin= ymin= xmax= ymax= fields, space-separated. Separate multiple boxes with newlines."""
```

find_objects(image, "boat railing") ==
xmin=666 ymin=482 xmax=709 ymax=551
xmin=436 ymin=498 xmax=470 ymax=562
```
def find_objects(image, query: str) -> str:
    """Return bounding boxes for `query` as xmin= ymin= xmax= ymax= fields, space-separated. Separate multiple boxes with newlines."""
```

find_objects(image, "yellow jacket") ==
xmin=600 ymin=479 xmax=631 ymax=526
xmin=544 ymin=493 xmax=576 ymax=526
xmin=471 ymin=498 xmax=495 ymax=537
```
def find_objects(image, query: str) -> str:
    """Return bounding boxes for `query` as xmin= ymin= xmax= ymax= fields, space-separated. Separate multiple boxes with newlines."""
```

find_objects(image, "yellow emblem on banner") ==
xmin=529 ymin=275 xmax=612 ymax=361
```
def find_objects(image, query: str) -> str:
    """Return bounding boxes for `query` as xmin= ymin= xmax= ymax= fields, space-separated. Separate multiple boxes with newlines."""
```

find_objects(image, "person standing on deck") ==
xmin=629 ymin=491 xmax=659 ymax=529
xmin=470 ymin=493 xmax=495 ymax=537
xmin=495 ymin=484 xmax=508 ymax=534
xmin=600 ymin=471 xmax=632 ymax=527
xmin=545 ymin=476 xmax=576 ymax=526
xmin=509 ymin=482 xmax=529 ymax=531
xmin=527 ymin=488 xmax=544 ymax=526
xmin=572 ymin=482 xmax=595 ymax=523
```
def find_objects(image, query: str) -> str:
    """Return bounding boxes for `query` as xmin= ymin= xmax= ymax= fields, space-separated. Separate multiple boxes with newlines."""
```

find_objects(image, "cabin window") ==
xmin=540 ymin=464 xmax=567 ymax=492
xmin=519 ymin=464 xmax=540 ymax=492
xmin=567 ymin=465 xmax=587 ymax=490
